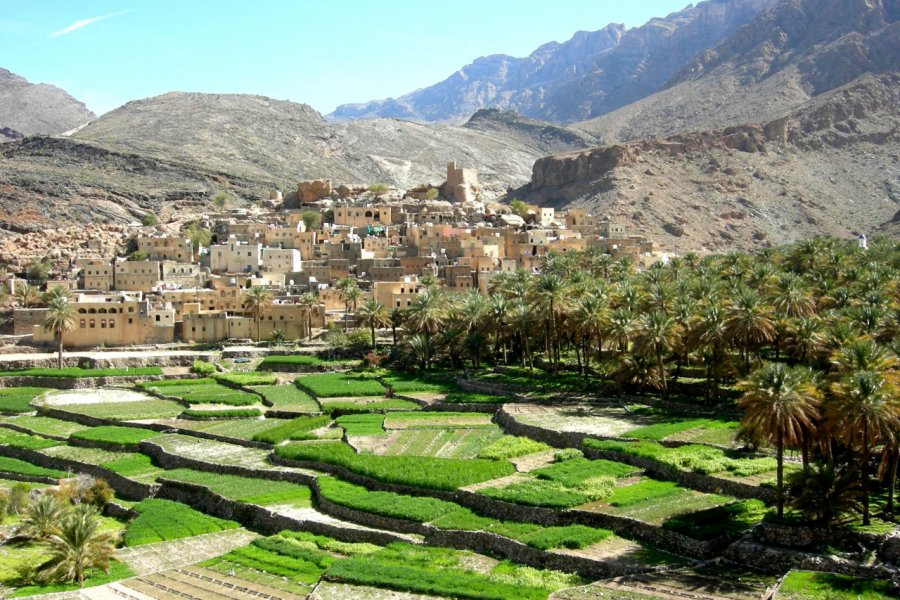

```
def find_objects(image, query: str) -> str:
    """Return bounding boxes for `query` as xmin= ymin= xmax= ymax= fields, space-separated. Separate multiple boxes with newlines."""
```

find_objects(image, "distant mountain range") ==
xmin=0 ymin=68 xmax=94 ymax=142
xmin=328 ymin=0 xmax=780 ymax=124
xmin=0 ymin=0 xmax=896 ymax=251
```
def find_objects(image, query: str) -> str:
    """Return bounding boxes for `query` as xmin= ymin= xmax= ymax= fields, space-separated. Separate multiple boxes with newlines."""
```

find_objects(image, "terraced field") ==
xmin=0 ymin=366 xmax=894 ymax=600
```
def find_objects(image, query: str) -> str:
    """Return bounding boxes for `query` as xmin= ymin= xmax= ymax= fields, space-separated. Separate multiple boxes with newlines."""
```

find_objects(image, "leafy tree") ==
xmin=26 ymin=260 xmax=50 ymax=283
xmin=738 ymin=362 xmax=822 ymax=518
xmin=210 ymin=192 xmax=233 ymax=211
xmin=509 ymin=199 xmax=529 ymax=218
xmin=44 ymin=296 xmax=77 ymax=369
xmin=424 ymin=187 xmax=439 ymax=200
xmin=368 ymin=184 xmax=389 ymax=196
xmin=184 ymin=223 xmax=212 ymax=252
xmin=244 ymin=286 xmax=274 ymax=342
xmin=301 ymin=210 xmax=322 ymax=231
xmin=127 ymin=250 xmax=149 ymax=262
xmin=140 ymin=213 xmax=158 ymax=227
xmin=297 ymin=292 xmax=319 ymax=340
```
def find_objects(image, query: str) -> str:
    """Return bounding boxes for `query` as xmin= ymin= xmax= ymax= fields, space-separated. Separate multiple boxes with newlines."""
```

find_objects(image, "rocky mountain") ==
xmin=329 ymin=0 xmax=778 ymax=124
xmin=518 ymin=72 xmax=900 ymax=252
xmin=0 ymin=68 xmax=95 ymax=142
xmin=577 ymin=0 xmax=900 ymax=142
xmin=0 ymin=93 xmax=597 ymax=231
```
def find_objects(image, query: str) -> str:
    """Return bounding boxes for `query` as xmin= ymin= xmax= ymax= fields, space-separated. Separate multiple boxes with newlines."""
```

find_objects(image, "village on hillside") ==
xmin=4 ymin=163 xmax=661 ymax=350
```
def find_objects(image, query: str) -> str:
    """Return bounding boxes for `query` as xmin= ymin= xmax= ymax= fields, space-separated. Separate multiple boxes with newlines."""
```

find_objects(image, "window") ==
xmin=100 ymin=319 xmax=106 ymax=328
xmin=155 ymin=315 xmax=160 ymax=322
xmin=80 ymin=319 xmax=86 ymax=328
xmin=128 ymin=318 xmax=133 ymax=324
xmin=109 ymin=319 xmax=115 ymax=328
xmin=89 ymin=319 xmax=95 ymax=328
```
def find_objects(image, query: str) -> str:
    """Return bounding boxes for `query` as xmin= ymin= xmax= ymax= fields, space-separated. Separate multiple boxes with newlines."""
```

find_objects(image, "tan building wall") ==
xmin=210 ymin=238 xmax=262 ymax=274
xmin=137 ymin=236 xmax=195 ymax=262
xmin=114 ymin=261 xmax=162 ymax=293
xmin=261 ymin=248 xmax=301 ymax=273
xmin=33 ymin=296 xmax=175 ymax=348
xmin=80 ymin=260 xmax=114 ymax=291
xmin=333 ymin=206 xmax=393 ymax=228
xmin=13 ymin=308 xmax=47 ymax=335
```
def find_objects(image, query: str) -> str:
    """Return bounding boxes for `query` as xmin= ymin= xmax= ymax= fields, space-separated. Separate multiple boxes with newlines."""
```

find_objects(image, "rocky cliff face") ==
xmin=0 ymin=68 xmax=95 ymax=142
xmin=520 ymin=73 xmax=900 ymax=252
xmin=577 ymin=0 xmax=900 ymax=142
xmin=329 ymin=0 xmax=777 ymax=124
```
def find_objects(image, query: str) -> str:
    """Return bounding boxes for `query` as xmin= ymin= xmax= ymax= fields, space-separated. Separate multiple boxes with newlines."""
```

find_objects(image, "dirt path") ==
xmin=115 ymin=528 xmax=260 ymax=575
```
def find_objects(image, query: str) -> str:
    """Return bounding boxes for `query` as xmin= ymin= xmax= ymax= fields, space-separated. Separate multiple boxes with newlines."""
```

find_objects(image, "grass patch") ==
xmin=0 ymin=456 xmax=65 ymax=478
xmin=70 ymin=425 xmax=160 ymax=446
xmin=161 ymin=469 xmax=312 ymax=506
xmin=0 ymin=429 xmax=59 ymax=449
xmin=533 ymin=457 xmax=638 ymax=486
xmin=0 ymin=367 xmax=162 ymax=378
xmin=162 ymin=417 xmax=290 ymax=440
xmin=605 ymin=479 xmax=684 ymax=507
xmin=275 ymin=441 xmax=515 ymax=491
xmin=63 ymin=399 xmax=184 ymax=421
xmin=7 ymin=561 xmax=134 ymax=598
xmin=214 ymin=372 xmax=278 ymax=387
xmin=103 ymin=453 xmax=161 ymax=479
xmin=0 ymin=415 xmax=89 ymax=437
xmin=479 ymin=478 xmax=594 ymax=508
xmin=140 ymin=378 xmax=258 ymax=406
xmin=253 ymin=384 xmax=321 ymax=412
xmin=477 ymin=436 xmax=550 ymax=460
xmin=318 ymin=476 xmax=453 ymax=522
xmin=251 ymin=415 xmax=331 ymax=443
xmin=625 ymin=418 xmax=738 ymax=442
xmin=181 ymin=408 xmax=262 ymax=419
xmin=382 ymin=428 xmax=504 ymax=459
xmin=585 ymin=439 xmax=778 ymax=477
xmin=0 ymin=387 xmax=47 ymax=414
xmin=383 ymin=411 xmax=494 ymax=429
xmin=123 ymin=498 xmax=238 ymax=546
xmin=520 ymin=525 xmax=613 ymax=550
xmin=336 ymin=414 xmax=384 ymax=436
xmin=442 ymin=392 xmax=505 ymax=404
xmin=295 ymin=373 xmax=387 ymax=398
xmin=378 ymin=372 xmax=459 ymax=394
xmin=319 ymin=398 xmax=421 ymax=413
xmin=778 ymin=570 xmax=896 ymax=599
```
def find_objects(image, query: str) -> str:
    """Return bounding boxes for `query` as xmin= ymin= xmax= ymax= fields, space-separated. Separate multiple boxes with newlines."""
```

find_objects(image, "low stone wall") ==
xmin=0 ymin=471 xmax=58 ymax=485
xmin=104 ymin=501 xmax=138 ymax=521
xmin=456 ymin=378 xmax=525 ymax=399
xmin=496 ymin=406 xmax=775 ymax=503
xmin=0 ymin=445 xmax=157 ymax=501
xmin=423 ymin=402 xmax=501 ymax=414
xmin=725 ymin=538 xmax=899 ymax=579
xmin=0 ymin=352 xmax=211 ymax=370
xmin=754 ymin=522 xmax=890 ymax=553
xmin=0 ymin=374 xmax=174 ymax=390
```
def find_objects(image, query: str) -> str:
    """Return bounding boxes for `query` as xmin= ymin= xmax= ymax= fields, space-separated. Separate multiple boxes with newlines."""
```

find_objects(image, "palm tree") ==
xmin=726 ymin=286 xmax=775 ymax=372
xmin=697 ymin=303 xmax=730 ymax=399
xmin=507 ymin=300 xmax=534 ymax=371
xmin=356 ymin=299 xmax=390 ymax=350
xmin=828 ymin=370 xmax=900 ymax=525
xmin=296 ymin=292 xmax=318 ymax=340
xmin=608 ymin=308 xmax=635 ymax=354
xmin=738 ymin=362 xmax=823 ymax=518
xmin=789 ymin=462 xmax=862 ymax=532
xmin=36 ymin=504 xmax=116 ymax=587
xmin=17 ymin=494 xmax=66 ymax=540
xmin=389 ymin=307 xmax=404 ymax=349
xmin=402 ymin=333 xmax=432 ymax=371
xmin=43 ymin=297 xmax=77 ymax=369
xmin=41 ymin=285 xmax=72 ymax=306
xmin=404 ymin=288 xmax=445 ymax=368
xmin=530 ymin=273 xmax=570 ymax=371
xmin=244 ymin=286 xmax=273 ymax=342
xmin=632 ymin=311 xmax=681 ymax=397
xmin=14 ymin=283 xmax=41 ymax=308
xmin=335 ymin=277 xmax=359 ymax=333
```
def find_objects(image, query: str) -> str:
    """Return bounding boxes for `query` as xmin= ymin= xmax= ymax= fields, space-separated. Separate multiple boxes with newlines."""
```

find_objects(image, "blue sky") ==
xmin=1 ymin=0 xmax=690 ymax=116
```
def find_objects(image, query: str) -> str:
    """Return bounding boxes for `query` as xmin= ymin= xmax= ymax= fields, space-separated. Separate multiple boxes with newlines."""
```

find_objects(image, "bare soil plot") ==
xmin=553 ymin=567 xmax=775 ymax=600
xmin=267 ymin=505 xmax=421 ymax=543
xmin=505 ymin=403 xmax=651 ymax=436
xmin=311 ymin=582 xmax=444 ymax=600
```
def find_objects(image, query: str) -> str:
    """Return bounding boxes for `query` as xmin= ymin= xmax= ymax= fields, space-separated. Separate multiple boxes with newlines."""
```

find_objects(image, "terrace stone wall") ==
xmin=0 ymin=374 xmax=172 ymax=390
xmin=496 ymin=406 xmax=776 ymax=503
xmin=0 ymin=471 xmax=57 ymax=485
xmin=423 ymin=402 xmax=501 ymax=414
xmin=755 ymin=522 xmax=891 ymax=553
xmin=0 ymin=353 xmax=210 ymax=370
xmin=456 ymin=378 xmax=525 ymax=399
xmin=725 ymin=539 xmax=899 ymax=579
xmin=0 ymin=445 xmax=157 ymax=501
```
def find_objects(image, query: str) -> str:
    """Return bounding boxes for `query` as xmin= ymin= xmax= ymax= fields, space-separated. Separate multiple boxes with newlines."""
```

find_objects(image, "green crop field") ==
xmin=123 ymin=498 xmax=239 ymax=546
xmin=253 ymin=384 xmax=321 ymax=412
xmin=160 ymin=469 xmax=312 ymax=506
xmin=0 ymin=429 xmax=59 ymax=449
xmin=70 ymin=425 xmax=160 ymax=446
xmin=0 ymin=456 xmax=65 ymax=479
xmin=251 ymin=414 xmax=332 ymax=443
xmin=295 ymin=373 xmax=387 ymax=398
xmin=336 ymin=413 xmax=385 ymax=436
xmin=61 ymin=399 xmax=184 ymax=421
xmin=140 ymin=378 xmax=259 ymax=406
xmin=0 ymin=415 xmax=90 ymax=437
xmin=477 ymin=436 xmax=550 ymax=460
xmin=0 ymin=387 xmax=47 ymax=414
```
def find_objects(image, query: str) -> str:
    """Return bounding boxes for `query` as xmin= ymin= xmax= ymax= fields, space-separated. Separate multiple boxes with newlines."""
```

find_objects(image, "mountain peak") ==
xmin=0 ymin=67 xmax=95 ymax=141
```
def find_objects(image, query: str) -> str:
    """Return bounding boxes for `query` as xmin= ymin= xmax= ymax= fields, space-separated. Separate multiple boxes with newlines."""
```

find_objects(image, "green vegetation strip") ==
xmin=123 ymin=498 xmax=239 ymax=546
xmin=625 ymin=418 xmax=738 ymax=441
xmin=778 ymin=570 xmax=895 ymax=600
xmin=251 ymin=415 xmax=331 ymax=443
xmin=335 ymin=414 xmax=384 ymax=436
xmin=584 ymin=439 xmax=777 ymax=477
xmin=260 ymin=355 xmax=357 ymax=367
xmin=377 ymin=372 xmax=459 ymax=393
xmin=0 ymin=455 xmax=65 ymax=478
xmin=319 ymin=398 xmax=421 ymax=413
xmin=63 ymin=399 xmax=184 ymax=421
xmin=181 ymin=408 xmax=263 ymax=419
xmin=140 ymin=378 xmax=258 ymax=406
xmin=0 ymin=429 xmax=59 ymax=449
xmin=161 ymin=469 xmax=312 ymax=505
xmin=295 ymin=373 xmax=387 ymax=398
xmin=70 ymin=425 xmax=160 ymax=446
xmin=214 ymin=372 xmax=278 ymax=386
xmin=0 ymin=387 xmax=47 ymax=414
xmin=276 ymin=441 xmax=515 ymax=491
xmin=383 ymin=411 xmax=494 ymax=429
xmin=0 ymin=367 xmax=162 ymax=378
xmin=253 ymin=384 xmax=321 ymax=412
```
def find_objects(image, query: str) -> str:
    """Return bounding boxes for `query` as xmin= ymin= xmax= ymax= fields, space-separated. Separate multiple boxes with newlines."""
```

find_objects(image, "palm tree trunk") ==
xmin=57 ymin=332 xmax=64 ymax=369
xmin=776 ymin=435 xmax=785 ymax=518
xmin=370 ymin=324 xmax=376 ymax=350
xmin=862 ymin=423 xmax=870 ymax=526
xmin=656 ymin=348 xmax=668 ymax=398
xmin=886 ymin=444 xmax=898 ymax=515
xmin=391 ymin=324 xmax=397 ymax=348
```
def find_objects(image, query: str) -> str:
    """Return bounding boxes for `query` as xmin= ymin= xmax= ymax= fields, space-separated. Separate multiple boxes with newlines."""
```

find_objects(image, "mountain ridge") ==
xmin=0 ymin=68 xmax=95 ymax=142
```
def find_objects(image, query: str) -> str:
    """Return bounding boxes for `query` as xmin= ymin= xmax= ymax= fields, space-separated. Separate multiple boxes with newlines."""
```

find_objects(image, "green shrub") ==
xmin=181 ymin=408 xmax=262 ymax=419
xmin=0 ymin=387 xmax=47 ymax=414
xmin=251 ymin=415 xmax=331 ymax=444
xmin=71 ymin=426 xmax=159 ymax=446
xmin=276 ymin=441 xmax=514 ymax=491
xmin=295 ymin=373 xmax=387 ymax=398
xmin=553 ymin=448 xmax=584 ymax=462
xmin=477 ymin=436 xmax=550 ymax=460
xmin=335 ymin=413 xmax=384 ymax=436
xmin=124 ymin=498 xmax=238 ymax=546
xmin=190 ymin=360 xmax=216 ymax=375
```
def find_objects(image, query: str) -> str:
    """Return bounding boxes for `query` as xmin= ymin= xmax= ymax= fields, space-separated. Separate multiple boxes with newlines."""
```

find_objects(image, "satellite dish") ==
xmin=289 ymin=279 xmax=294 ymax=285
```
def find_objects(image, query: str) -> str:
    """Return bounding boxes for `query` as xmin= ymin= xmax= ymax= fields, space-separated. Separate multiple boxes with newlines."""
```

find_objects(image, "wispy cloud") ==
xmin=50 ymin=11 xmax=130 ymax=39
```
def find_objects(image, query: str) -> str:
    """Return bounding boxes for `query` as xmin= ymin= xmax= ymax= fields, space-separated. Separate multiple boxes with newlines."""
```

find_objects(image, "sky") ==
xmin=1 ymin=0 xmax=690 ymax=116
